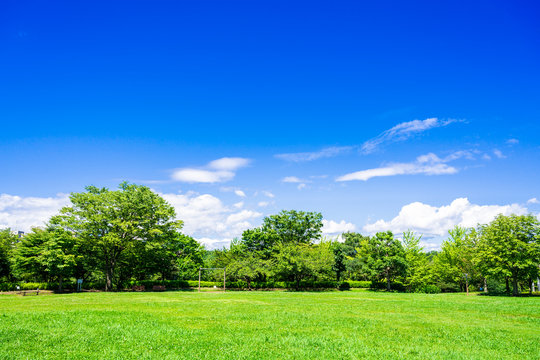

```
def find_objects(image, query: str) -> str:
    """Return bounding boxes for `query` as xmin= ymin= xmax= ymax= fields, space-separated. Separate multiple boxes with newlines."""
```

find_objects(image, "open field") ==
xmin=0 ymin=291 xmax=539 ymax=360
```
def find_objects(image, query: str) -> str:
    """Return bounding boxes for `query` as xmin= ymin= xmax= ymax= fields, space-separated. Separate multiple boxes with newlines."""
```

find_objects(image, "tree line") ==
xmin=1 ymin=183 xmax=539 ymax=295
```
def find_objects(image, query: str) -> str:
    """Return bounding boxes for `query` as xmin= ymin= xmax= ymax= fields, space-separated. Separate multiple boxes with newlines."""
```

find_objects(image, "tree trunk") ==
xmin=386 ymin=269 xmax=391 ymax=291
xmin=465 ymin=278 xmax=469 ymax=296
xmin=505 ymin=277 xmax=510 ymax=294
xmin=58 ymin=275 xmax=63 ymax=292
xmin=106 ymin=265 xmax=114 ymax=292
xmin=512 ymin=276 xmax=519 ymax=296
xmin=483 ymin=278 xmax=488 ymax=293
xmin=529 ymin=278 xmax=533 ymax=295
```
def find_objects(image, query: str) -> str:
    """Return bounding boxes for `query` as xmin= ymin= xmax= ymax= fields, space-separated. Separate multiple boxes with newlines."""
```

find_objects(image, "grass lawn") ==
xmin=0 ymin=290 xmax=538 ymax=359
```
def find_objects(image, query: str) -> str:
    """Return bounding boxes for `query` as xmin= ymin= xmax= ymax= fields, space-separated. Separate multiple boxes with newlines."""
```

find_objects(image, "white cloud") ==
xmin=258 ymin=201 xmax=269 ymax=207
xmin=234 ymin=190 xmax=246 ymax=197
xmin=527 ymin=198 xmax=539 ymax=204
xmin=262 ymin=191 xmax=275 ymax=198
xmin=493 ymin=149 xmax=506 ymax=159
xmin=282 ymin=176 xmax=303 ymax=183
xmin=297 ymin=183 xmax=306 ymax=190
xmin=322 ymin=219 xmax=356 ymax=236
xmin=506 ymin=138 xmax=519 ymax=145
xmin=233 ymin=201 xmax=244 ymax=209
xmin=336 ymin=152 xmax=458 ymax=182
xmin=0 ymin=193 xmax=70 ymax=232
xmin=172 ymin=169 xmax=235 ymax=183
xmin=160 ymin=192 xmax=262 ymax=249
xmin=208 ymin=157 xmax=250 ymax=171
xmin=363 ymin=197 xmax=528 ymax=237
xmin=275 ymin=146 xmax=353 ymax=162
xmin=196 ymin=237 xmax=232 ymax=250
xmin=361 ymin=118 xmax=458 ymax=154
xmin=171 ymin=157 xmax=250 ymax=183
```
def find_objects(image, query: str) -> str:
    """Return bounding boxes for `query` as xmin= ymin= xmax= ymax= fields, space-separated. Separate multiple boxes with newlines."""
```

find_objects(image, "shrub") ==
xmin=337 ymin=281 xmax=351 ymax=291
xmin=346 ymin=280 xmax=371 ymax=288
xmin=418 ymin=285 xmax=441 ymax=294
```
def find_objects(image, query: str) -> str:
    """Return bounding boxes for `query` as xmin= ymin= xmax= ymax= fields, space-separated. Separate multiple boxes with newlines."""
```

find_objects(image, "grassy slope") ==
xmin=0 ymin=291 xmax=538 ymax=360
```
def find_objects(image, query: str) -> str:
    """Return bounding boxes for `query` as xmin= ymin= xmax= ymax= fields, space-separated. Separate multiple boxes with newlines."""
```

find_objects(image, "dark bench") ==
xmin=152 ymin=285 xmax=166 ymax=291
xmin=132 ymin=285 xmax=145 ymax=292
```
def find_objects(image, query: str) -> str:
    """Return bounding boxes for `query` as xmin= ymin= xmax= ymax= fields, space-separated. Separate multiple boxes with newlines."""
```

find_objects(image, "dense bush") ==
xmin=346 ymin=280 xmax=371 ymax=288
xmin=417 ymin=284 xmax=441 ymax=294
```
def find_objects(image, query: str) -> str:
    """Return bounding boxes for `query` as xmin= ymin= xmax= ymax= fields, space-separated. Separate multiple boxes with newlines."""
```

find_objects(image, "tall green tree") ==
xmin=274 ymin=241 xmax=333 ymax=289
xmin=434 ymin=226 xmax=478 ymax=294
xmin=402 ymin=230 xmax=431 ymax=292
xmin=478 ymin=214 xmax=540 ymax=296
xmin=0 ymin=229 xmax=17 ymax=281
xmin=225 ymin=242 xmax=272 ymax=289
xmin=51 ymin=182 xmax=184 ymax=291
xmin=356 ymin=231 xmax=407 ymax=291
xmin=12 ymin=227 xmax=78 ymax=290
xmin=260 ymin=210 xmax=323 ymax=244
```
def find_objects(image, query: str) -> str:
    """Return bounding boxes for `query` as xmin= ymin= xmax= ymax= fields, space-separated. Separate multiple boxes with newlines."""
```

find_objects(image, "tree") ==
xmin=261 ymin=210 xmax=323 ymax=244
xmin=240 ymin=227 xmax=280 ymax=259
xmin=225 ymin=242 xmax=272 ymax=290
xmin=402 ymin=230 xmax=431 ymax=292
xmin=356 ymin=231 xmax=407 ymax=291
xmin=274 ymin=241 xmax=333 ymax=289
xmin=478 ymin=214 xmax=540 ymax=296
xmin=12 ymin=227 xmax=78 ymax=290
xmin=435 ymin=226 xmax=478 ymax=294
xmin=51 ymin=182 xmax=184 ymax=291
xmin=0 ymin=229 xmax=17 ymax=281
xmin=332 ymin=243 xmax=346 ymax=282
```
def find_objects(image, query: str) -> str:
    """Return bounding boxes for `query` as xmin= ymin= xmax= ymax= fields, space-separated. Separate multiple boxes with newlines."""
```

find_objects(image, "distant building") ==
xmin=17 ymin=231 xmax=24 ymax=238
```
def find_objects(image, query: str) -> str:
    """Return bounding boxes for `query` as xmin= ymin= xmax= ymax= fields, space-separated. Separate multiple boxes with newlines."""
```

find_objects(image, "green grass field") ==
xmin=0 ymin=290 xmax=538 ymax=359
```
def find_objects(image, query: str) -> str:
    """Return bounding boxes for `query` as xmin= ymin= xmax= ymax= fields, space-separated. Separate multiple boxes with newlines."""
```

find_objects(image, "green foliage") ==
xmin=416 ymin=284 xmax=441 ymax=294
xmin=50 ymin=182 xmax=186 ymax=291
xmin=260 ymin=210 xmax=323 ymax=244
xmin=355 ymin=231 xmax=407 ymax=291
xmin=346 ymin=280 xmax=371 ymax=288
xmin=0 ymin=229 xmax=16 ymax=280
xmin=402 ymin=230 xmax=433 ymax=292
xmin=225 ymin=244 xmax=272 ymax=289
xmin=477 ymin=214 xmax=540 ymax=296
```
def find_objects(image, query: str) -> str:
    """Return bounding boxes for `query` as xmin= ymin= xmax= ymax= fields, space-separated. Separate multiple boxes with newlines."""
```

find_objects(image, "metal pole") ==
xmin=198 ymin=268 xmax=201 ymax=293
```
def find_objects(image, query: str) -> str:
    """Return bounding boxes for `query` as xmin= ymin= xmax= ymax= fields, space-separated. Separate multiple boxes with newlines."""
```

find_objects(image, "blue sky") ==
xmin=1 ymin=0 xmax=539 ymax=249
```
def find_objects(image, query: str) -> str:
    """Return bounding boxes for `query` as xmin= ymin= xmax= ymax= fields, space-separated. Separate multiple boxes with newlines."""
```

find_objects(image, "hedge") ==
xmin=1 ymin=279 xmax=414 ymax=292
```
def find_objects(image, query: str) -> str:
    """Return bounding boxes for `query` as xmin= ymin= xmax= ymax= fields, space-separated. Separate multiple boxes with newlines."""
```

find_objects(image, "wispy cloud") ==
xmin=361 ymin=118 xmax=459 ymax=154
xmin=275 ymin=146 xmax=353 ymax=162
xmin=171 ymin=157 xmax=250 ymax=183
xmin=262 ymin=191 xmax=275 ymax=198
xmin=506 ymin=138 xmax=519 ymax=145
xmin=493 ymin=149 xmax=506 ymax=159
xmin=527 ymin=198 xmax=539 ymax=204
xmin=336 ymin=152 xmax=461 ymax=182
xmin=282 ymin=176 xmax=309 ymax=190
xmin=274 ymin=118 xmax=460 ymax=162
xmin=282 ymin=176 xmax=303 ymax=183
xmin=234 ymin=190 xmax=246 ymax=197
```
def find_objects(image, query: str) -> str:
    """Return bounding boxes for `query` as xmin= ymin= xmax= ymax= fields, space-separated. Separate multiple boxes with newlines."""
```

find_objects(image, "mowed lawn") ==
xmin=0 ymin=291 xmax=539 ymax=360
